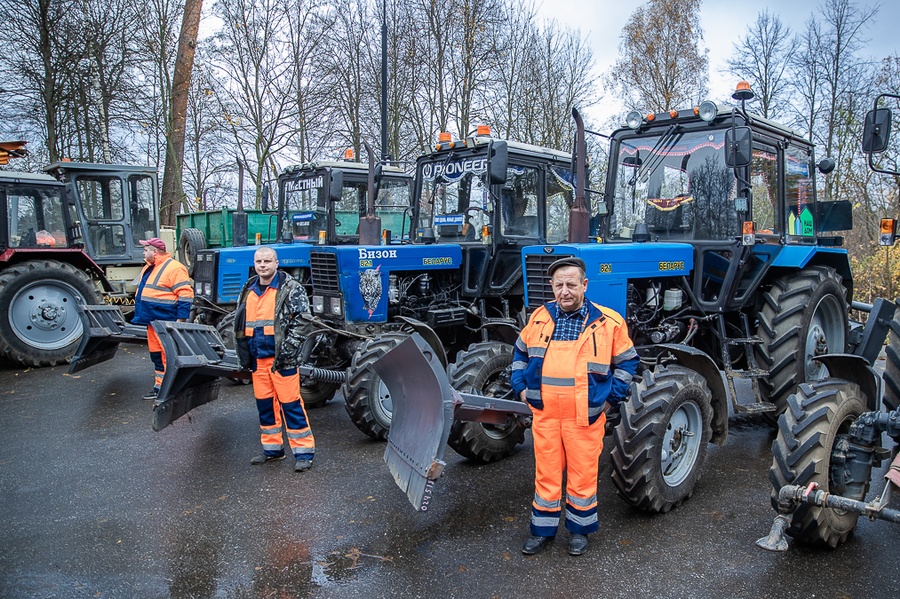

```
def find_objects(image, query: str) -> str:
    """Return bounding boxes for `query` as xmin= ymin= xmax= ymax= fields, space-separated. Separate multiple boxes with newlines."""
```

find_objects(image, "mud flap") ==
xmin=150 ymin=321 xmax=246 ymax=432
xmin=372 ymin=333 xmax=455 ymax=511
xmin=68 ymin=305 xmax=148 ymax=374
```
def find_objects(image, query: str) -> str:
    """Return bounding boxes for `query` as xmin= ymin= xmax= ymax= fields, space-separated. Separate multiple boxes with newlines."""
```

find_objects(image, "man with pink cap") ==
xmin=132 ymin=237 xmax=194 ymax=400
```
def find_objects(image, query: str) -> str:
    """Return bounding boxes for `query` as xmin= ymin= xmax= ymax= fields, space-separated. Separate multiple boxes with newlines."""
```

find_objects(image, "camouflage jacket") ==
xmin=234 ymin=270 xmax=312 ymax=372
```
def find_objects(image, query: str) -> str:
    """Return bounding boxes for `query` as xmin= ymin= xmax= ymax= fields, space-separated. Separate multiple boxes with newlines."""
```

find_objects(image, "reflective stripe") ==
xmin=171 ymin=280 xmax=192 ymax=290
xmin=512 ymin=360 xmax=528 ymax=371
xmin=246 ymin=319 xmax=275 ymax=328
xmin=567 ymin=493 xmax=597 ymax=508
xmin=515 ymin=338 xmax=527 ymax=352
xmin=614 ymin=346 xmax=639 ymax=363
xmin=565 ymin=510 xmax=597 ymax=527
xmin=534 ymin=494 xmax=561 ymax=510
xmin=141 ymin=296 xmax=179 ymax=305
xmin=262 ymin=442 xmax=283 ymax=451
xmin=293 ymin=448 xmax=314 ymax=457
xmin=261 ymin=425 xmax=282 ymax=435
xmin=587 ymin=361 xmax=608 ymax=375
xmin=542 ymin=376 xmax=575 ymax=387
xmin=525 ymin=389 xmax=542 ymax=401
xmin=531 ymin=514 xmax=560 ymax=528
xmin=613 ymin=368 xmax=634 ymax=382
xmin=527 ymin=346 xmax=547 ymax=358
xmin=286 ymin=429 xmax=313 ymax=440
xmin=588 ymin=404 xmax=604 ymax=418
xmin=151 ymin=259 xmax=173 ymax=286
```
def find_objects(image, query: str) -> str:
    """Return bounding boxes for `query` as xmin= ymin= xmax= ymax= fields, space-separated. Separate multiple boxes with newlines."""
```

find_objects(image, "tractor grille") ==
xmin=525 ymin=253 xmax=572 ymax=308
xmin=310 ymin=251 xmax=340 ymax=293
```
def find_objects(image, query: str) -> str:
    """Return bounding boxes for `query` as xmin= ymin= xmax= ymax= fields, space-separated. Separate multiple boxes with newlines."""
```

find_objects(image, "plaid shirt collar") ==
xmin=551 ymin=301 xmax=589 ymax=341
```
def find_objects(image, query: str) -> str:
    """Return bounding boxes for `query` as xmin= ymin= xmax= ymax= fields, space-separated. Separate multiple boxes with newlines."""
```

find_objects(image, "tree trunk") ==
xmin=160 ymin=0 xmax=203 ymax=227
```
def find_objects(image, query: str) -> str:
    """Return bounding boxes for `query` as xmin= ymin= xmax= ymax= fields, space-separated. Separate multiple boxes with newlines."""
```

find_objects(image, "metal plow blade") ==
xmin=68 ymin=305 xmax=148 ymax=374
xmin=151 ymin=321 xmax=246 ymax=432
xmin=373 ymin=334 xmax=456 ymax=511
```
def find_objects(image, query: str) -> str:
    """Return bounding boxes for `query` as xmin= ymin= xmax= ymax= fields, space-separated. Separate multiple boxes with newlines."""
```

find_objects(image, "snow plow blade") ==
xmin=68 ymin=305 xmax=147 ymax=374
xmin=150 ymin=321 xmax=347 ymax=432
xmin=150 ymin=321 xmax=242 ymax=432
xmin=373 ymin=334 xmax=455 ymax=511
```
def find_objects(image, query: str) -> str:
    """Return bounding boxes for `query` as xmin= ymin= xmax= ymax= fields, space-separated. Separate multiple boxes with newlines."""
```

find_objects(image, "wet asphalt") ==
xmin=1 ymin=347 xmax=898 ymax=599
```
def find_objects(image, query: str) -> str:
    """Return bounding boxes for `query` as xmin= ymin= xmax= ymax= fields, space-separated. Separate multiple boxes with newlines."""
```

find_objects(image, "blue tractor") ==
xmin=516 ymin=86 xmax=889 ymax=514
xmin=188 ymin=153 xmax=414 ymax=406
xmin=307 ymin=129 xmax=575 ymax=448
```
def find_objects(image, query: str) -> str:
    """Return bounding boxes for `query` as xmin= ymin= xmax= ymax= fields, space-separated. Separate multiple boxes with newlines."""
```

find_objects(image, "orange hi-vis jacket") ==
xmin=511 ymin=301 xmax=639 ymax=426
xmin=132 ymin=252 xmax=194 ymax=325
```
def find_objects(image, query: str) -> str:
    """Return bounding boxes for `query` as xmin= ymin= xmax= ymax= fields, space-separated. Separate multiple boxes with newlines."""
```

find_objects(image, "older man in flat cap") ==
xmin=511 ymin=256 xmax=638 ymax=556
xmin=132 ymin=237 xmax=194 ymax=400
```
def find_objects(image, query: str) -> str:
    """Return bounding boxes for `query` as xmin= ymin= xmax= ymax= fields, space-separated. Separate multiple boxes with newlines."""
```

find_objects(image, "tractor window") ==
xmin=750 ymin=146 xmax=779 ymax=234
xmin=375 ymin=177 xmax=412 ymax=241
xmin=283 ymin=173 xmax=327 ymax=241
xmin=337 ymin=182 xmax=366 ymax=236
xmin=418 ymin=157 xmax=490 ymax=242
xmin=77 ymin=176 xmax=124 ymax=221
xmin=784 ymin=145 xmax=815 ymax=240
xmin=501 ymin=166 xmax=540 ymax=238
xmin=609 ymin=129 xmax=739 ymax=241
xmin=129 ymin=175 xmax=157 ymax=243
xmin=6 ymin=186 xmax=68 ymax=248
xmin=546 ymin=166 xmax=574 ymax=243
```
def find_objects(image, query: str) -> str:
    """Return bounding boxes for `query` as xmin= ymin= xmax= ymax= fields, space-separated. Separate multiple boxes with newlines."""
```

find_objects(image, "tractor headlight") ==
xmin=330 ymin=297 xmax=342 ymax=316
xmin=312 ymin=295 xmax=324 ymax=313
xmin=698 ymin=100 xmax=718 ymax=123
xmin=625 ymin=110 xmax=643 ymax=130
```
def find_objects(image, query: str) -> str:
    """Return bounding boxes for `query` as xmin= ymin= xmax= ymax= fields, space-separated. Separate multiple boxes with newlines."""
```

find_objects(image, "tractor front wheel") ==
xmin=446 ymin=342 xmax=526 ymax=463
xmin=342 ymin=333 xmax=408 ymax=440
xmin=610 ymin=365 xmax=712 ymax=513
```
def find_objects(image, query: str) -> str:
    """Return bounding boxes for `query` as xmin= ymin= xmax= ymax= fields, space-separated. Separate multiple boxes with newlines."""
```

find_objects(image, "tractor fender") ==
xmin=653 ymin=343 xmax=730 ymax=445
xmin=393 ymin=316 xmax=448 ymax=369
xmin=811 ymin=353 xmax=882 ymax=412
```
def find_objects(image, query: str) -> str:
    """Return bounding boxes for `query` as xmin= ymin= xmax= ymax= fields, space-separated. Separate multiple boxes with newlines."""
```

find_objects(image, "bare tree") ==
xmin=160 ymin=0 xmax=203 ymax=225
xmin=726 ymin=10 xmax=794 ymax=120
xmin=608 ymin=0 xmax=709 ymax=114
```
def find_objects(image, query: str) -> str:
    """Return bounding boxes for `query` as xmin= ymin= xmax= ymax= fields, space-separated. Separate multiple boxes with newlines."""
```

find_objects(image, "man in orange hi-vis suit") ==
xmin=234 ymin=247 xmax=315 ymax=472
xmin=132 ymin=237 xmax=194 ymax=401
xmin=511 ymin=256 xmax=638 ymax=556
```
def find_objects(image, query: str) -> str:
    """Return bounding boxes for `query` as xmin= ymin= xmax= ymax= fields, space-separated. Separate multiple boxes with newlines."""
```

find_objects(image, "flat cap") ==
xmin=547 ymin=256 xmax=586 ymax=277
xmin=139 ymin=237 xmax=166 ymax=252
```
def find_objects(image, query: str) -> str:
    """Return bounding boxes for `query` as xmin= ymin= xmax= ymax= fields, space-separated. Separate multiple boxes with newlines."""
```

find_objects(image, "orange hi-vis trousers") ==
xmin=530 ymin=337 xmax=605 ymax=537
xmin=147 ymin=326 xmax=166 ymax=389
xmin=252 ymin=356 xmax=315 ymax=461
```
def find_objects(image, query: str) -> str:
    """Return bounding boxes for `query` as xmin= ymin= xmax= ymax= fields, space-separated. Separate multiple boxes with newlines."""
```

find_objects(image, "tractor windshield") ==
xmin=608 ymin=128 xmax=739 ymax=241
xmin=6 ymin=184 xmax=70 ymax=248
xmin=417 ymin=154 xmax=545 ymax=242
xmin=283 ymin=171 xmax=329 ymax=241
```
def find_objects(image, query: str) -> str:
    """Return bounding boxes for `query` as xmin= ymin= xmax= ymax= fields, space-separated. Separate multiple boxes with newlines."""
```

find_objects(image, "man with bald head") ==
xmin=234 ymin=247 xmax=316 ymax=472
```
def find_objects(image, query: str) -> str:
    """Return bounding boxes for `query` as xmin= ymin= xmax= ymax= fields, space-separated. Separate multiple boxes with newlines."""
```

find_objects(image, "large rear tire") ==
xmin=342 ymin=333 xmax=408 ymax=440
xmin=882 ymin=304 xmax=900 ymax=412
xmin=0 ymin=260 xmax=102 ymax=367
xmin=769 ymin=379 xmax=868 ymax=548
xmin=755 ymin=266 xmax=848 ymax=419
xmin=610 ymin=365 xmax=712 ymax=513
xmin=178 ymin=228 xmax=207 ymax=277
xmin=446 ymin=342 xmax=526 ymax=463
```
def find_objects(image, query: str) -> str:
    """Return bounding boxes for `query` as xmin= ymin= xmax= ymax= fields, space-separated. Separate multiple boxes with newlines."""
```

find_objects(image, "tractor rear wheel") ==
xmin=342 ymin=333 xmax=408 ymax=440
xmin=446 ymin=342 xmax=526 ymax=463
xmin=178 ymin=228 xmax=207 ymax=277
xmin=755 ymin=266 xmax=848 ymax=420
xmin=0 ymin=260 xmax=102 ymax=367
xmin=769 ymin=379 xmax=868 ymax=547
xmin=882 ymin=304 xmax=900 ymax=412
xmin=610 ymin=365 xmax=712 ymax=513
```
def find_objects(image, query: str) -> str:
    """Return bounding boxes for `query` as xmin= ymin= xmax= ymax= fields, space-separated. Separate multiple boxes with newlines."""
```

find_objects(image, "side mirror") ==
xmin=261 ymin=183 xmax=270 ymax=211
xmin=622 ymin=156 xmax=642 ymax=168
xmin=329 ymin=169 xmax=344 ymax=202
xmin=862 ymin=108 xmax=892 ymax=154
xmin=725 ymin=126 xmax=752 ymax=168
xmin=487 ymin=140 xmax=508 ymax=185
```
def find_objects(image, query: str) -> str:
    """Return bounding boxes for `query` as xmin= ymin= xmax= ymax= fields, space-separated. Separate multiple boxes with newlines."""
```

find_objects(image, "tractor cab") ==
xmin=412 ymin=127 xmax=574 ymax=300
xmin=277 ymin=156 xmax=413 ymax=246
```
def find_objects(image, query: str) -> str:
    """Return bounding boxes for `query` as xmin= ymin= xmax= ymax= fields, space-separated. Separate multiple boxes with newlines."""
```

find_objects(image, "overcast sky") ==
xmin=535 ymin=0 xmax=899 ymax=124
